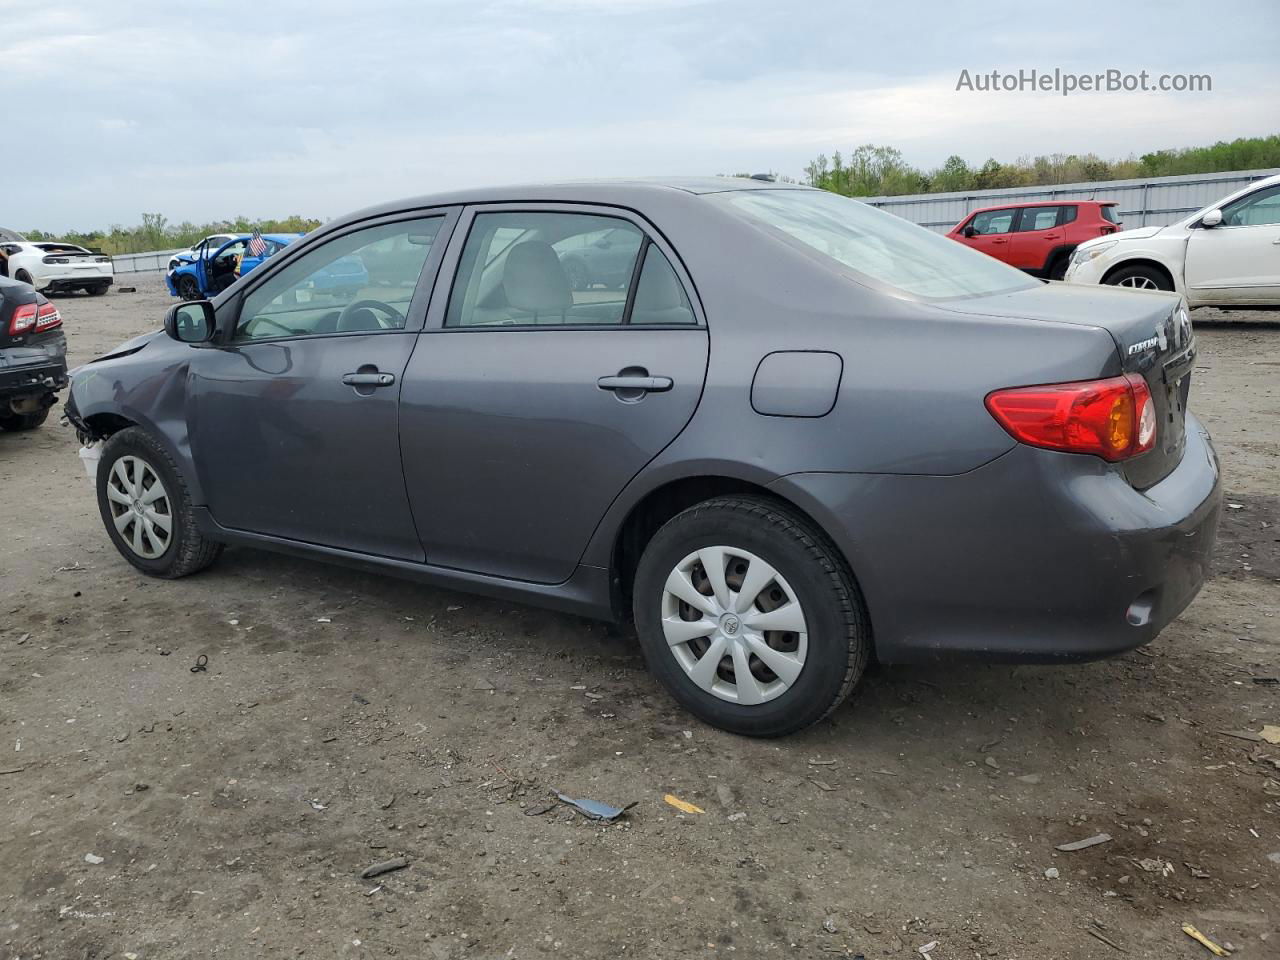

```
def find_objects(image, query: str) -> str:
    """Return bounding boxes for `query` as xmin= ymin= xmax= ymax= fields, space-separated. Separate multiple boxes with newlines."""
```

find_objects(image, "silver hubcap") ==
xmin=105 ymin=455 xmax=172 ymax=559
xmin=1118 ymin=275 xmax=1158 ymax=290
xmin=661 ymin=546 xmax=808 ymax=705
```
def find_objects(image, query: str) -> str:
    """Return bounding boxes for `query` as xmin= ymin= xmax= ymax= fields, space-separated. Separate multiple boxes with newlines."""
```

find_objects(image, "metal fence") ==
xmin=112 ymin=248 xmax=185 ymax=274
xmin=862 ymin=168 xmax=1280 ymax=233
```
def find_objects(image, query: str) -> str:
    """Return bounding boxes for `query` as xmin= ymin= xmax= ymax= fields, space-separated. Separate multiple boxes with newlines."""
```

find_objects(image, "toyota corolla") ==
xmin=64 ymin=179 xmax=1222 ymax=737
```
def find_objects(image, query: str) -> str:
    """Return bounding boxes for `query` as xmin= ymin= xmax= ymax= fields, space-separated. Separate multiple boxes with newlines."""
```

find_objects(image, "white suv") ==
xmin=1064 ymin=173 xmax=1280 ymax=307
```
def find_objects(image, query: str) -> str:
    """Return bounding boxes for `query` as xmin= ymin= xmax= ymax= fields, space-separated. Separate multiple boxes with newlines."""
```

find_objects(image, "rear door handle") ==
xmin=342 ymin=372 xmax=395 ymax=387
xmin=597 ymin=375 xmax=673 ymax=393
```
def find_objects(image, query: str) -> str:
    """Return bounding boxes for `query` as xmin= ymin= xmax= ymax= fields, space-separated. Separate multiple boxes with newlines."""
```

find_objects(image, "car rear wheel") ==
xmin=176 ymin=275 xmax=201 ymax=301
xmin=1047 ymin=253 xmax=1070 ymax=281
xmin=14 ymin=269 xmax=33 ymax=285
xmin=632 ymin=496 xmax=870 ymax=737
xmin=96 ymin=427 xmax=222 ymax=578
xmin=0 ymin=409 xmax=49 ymax=431
xmin=87 ymin=282 xmax=109 ymax=296
xmin=1104 ymin=264 xmax=1172 ymax=292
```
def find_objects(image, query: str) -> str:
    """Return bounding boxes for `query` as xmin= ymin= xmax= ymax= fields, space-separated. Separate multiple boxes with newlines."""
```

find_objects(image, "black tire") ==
xmin=96 ymin=427 xmax=222 ymax=578
xmin=176 ymin=275 xmax=201 ymax=301
xmin=632 ymin=495 xmax=871 ymax=737
xmin=563 ymin=259 xmax=589 ymax=292
xmin=1047 ymin=252 xmax=1069 ymax=281
xmin=88 ymin=282 xmax=109 ymax=296
xmin=0 ymin=408 xmax=49 ymax=431
xmin=1103 ymin=263 xmax=1173 ymax=292
xmin=14 ymin=269 xmax=33 ymax=285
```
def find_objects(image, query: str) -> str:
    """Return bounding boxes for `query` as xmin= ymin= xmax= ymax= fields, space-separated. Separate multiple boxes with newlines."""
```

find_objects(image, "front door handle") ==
xmin=342 ymin=371 xmax=395 ymax=387
xmin=597 ymin=375 xmax=673 ymax=393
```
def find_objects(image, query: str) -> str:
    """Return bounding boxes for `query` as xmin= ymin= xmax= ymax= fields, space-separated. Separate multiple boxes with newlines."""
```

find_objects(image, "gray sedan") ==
xmin=65 ymin=178 xmax=1222 ymax=736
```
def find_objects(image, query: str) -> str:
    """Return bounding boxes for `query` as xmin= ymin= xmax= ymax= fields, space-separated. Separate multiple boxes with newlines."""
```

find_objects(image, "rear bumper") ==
xmin=773 ymin=413 xmax=1222 ymax=663
xmin=0 ymin=358 xmax=68 ymax=400
xmin=41 ymin=272 xmax=112 ymax=292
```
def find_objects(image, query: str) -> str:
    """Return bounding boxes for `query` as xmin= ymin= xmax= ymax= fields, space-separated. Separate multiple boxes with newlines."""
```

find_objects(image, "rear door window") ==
xmin=446 ymin=212 xmax=645 ymax=327
xmin=1016 ymin=207 xmax=1062 ymax=232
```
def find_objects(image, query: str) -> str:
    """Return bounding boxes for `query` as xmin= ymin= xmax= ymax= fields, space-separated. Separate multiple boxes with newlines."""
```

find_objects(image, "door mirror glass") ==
xmin=164 ymin=301 xmax=216 ymax=343
xmin=1200 ymin=209 xmax=1223 ymax=228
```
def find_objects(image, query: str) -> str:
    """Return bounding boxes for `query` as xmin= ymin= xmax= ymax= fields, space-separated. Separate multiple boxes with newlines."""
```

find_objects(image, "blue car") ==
xmin=166 ymin=234 xmax=370 ymax=301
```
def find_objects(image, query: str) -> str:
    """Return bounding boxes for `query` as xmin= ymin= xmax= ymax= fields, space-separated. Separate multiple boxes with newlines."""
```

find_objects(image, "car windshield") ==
xmin=715 ymin=189 xmax=1037 ymax=300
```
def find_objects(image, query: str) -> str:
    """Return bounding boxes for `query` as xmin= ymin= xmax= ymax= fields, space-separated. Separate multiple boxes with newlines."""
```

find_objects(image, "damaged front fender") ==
xmin=65 ymin=333 xmax=206 ymax=504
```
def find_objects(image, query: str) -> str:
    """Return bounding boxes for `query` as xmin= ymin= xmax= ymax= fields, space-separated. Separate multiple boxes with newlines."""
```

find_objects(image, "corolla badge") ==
xmin=1127 ymin=334 xmax=1161 ymax=356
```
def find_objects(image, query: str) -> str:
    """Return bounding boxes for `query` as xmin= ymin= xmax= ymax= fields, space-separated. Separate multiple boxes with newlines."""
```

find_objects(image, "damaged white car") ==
xmin=1 ymin=241 xmax=113 ymax=296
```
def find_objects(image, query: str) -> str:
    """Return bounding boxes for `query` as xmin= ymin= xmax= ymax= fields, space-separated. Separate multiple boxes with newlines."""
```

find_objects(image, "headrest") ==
xmin=504 ymin=241 xmax=572 ymax=313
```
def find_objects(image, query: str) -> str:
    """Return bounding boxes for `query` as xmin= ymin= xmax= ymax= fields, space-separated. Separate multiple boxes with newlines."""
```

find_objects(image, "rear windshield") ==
xmin=1101 ymin=205 xmax=1121 ymax=224
xmin=35 ymin=243 xmax=88 ymax=254
xmin=716 ymin=189 xmax=1036 ymax=300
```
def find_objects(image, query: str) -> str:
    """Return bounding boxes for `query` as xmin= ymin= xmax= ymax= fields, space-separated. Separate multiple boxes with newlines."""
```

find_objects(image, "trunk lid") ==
xmin=1 ymin=279 xmax=66 ymax=362
xmin=942 ymin=282 xmax=1193 ymax=488
xmin=35 ymin=243 xmax=113 ymax=277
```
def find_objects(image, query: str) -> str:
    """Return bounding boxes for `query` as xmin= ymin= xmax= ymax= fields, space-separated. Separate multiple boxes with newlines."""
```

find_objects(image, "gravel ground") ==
xmin=1 ymin=277 xmax=1277 ymax=960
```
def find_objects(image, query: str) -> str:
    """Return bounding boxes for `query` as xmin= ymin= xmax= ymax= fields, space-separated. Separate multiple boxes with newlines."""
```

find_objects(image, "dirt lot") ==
xmin=2 ymin=277 xmax=1277 ymax=960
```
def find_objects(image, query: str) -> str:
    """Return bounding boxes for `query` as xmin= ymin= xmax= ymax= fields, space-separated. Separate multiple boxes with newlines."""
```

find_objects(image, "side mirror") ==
xmin=164 ymin=301 xmax=216 ymax=343
xmin=962 ymin=225 xmax=977 ymax=238
xmin=1200 ymin=209 xmax=1223 ymax=228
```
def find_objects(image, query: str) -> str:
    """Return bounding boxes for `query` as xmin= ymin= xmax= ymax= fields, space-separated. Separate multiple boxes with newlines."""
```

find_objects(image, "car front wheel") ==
xmin=632 ymin=496 xmax=870 ymax=737
xmin=176 ymin=275 xmax=201 ymax=300
xmin=96 ymin=427 xmax=222 ymax=578
xmin=1104 ymin=264 xmax=1172 ymax=291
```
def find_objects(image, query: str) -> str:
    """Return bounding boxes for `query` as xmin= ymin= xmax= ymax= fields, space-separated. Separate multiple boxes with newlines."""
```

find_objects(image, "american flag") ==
xmin=248 ymin=229 xmax=267 ymax=257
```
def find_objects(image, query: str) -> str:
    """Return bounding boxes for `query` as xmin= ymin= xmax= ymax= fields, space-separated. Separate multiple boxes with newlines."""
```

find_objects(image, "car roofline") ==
xmin=321 ymin=177 xmax=816 ymax=227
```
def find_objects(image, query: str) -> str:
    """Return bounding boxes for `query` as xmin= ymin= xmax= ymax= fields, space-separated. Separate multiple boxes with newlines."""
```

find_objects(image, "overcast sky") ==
xmin=5 ymin=0 xmax=1277 ymax=231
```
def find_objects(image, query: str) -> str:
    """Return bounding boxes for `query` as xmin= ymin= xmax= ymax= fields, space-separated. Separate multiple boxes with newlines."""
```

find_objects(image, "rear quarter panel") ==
xmin=580 ymin=195 xmax=1120 ymax=566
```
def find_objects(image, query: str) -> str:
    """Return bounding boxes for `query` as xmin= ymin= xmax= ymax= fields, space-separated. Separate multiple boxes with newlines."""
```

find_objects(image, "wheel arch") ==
xmin=1043 ymin=243 xmax=1076 ymax=276
xmin=1101 ymin=257 xmax=1177 ymax=290
xmin=82 ymin=411 xmax=137 ymax=440
xmin=75 ymin=400 xmax=206 ymax=505
xmin=606 ymin=473 xmax=865 ymax=628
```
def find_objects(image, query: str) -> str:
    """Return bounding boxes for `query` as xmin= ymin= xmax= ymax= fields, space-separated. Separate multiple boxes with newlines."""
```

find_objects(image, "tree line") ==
xmin=22 ymin=213 xmax=323 ymax=256
xmin=803 ymin=134 xmax=1280 ymax=198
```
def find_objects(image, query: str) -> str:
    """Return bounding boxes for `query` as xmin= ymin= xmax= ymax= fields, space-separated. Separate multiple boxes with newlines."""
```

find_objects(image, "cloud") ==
xmin=2 ymin=0 xmax=1276 ymax=230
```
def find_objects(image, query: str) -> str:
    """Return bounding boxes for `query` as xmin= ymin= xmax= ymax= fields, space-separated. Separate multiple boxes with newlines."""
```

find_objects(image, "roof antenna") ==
xmin=749 ymin=173 xmax=776 ymax=182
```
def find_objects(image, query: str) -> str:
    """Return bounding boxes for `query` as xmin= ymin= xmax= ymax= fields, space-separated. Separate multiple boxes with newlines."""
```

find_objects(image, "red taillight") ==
xmin=986 ymin=374 xmax=1156 ymax=462
xmin=8 ymin=303 xmax=37 ymax=335
xmin=34 ymin=303 xmax=61 ymax=332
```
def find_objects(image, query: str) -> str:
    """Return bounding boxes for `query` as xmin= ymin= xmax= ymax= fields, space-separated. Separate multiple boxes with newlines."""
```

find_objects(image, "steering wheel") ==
xmin=337 ymin=298 xmax=403 ymax=331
